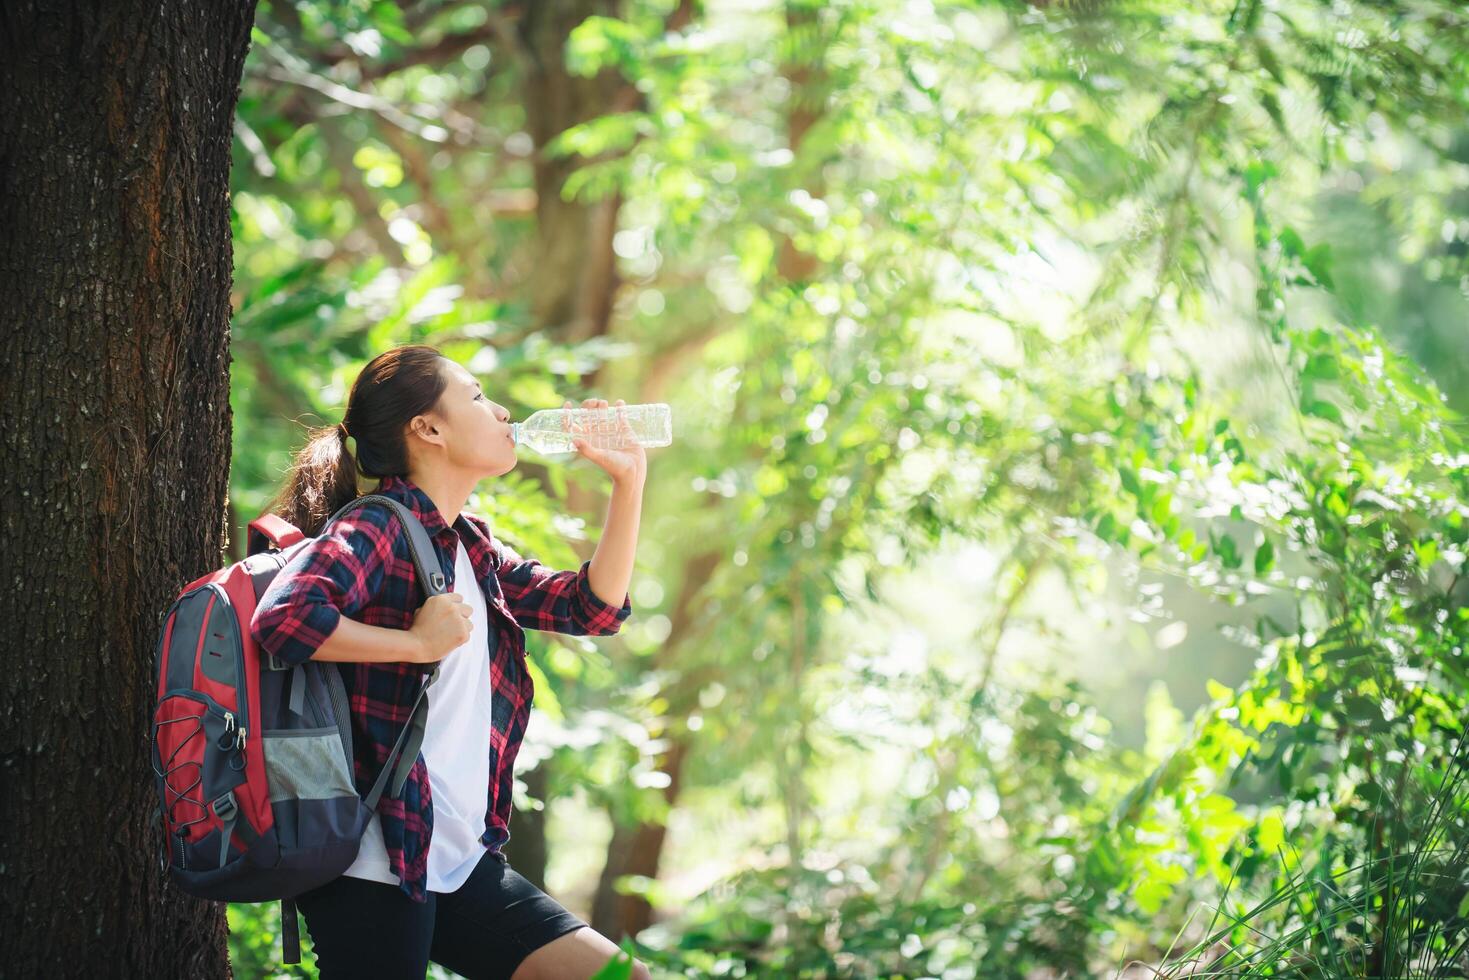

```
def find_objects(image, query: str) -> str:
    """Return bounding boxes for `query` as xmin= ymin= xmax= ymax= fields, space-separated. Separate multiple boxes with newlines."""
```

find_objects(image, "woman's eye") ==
xmin=474 ymin=393 xmax=484 ymax=401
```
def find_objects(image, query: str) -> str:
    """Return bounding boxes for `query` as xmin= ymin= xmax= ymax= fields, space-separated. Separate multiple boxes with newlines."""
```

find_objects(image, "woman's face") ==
xmin=411 ymin=359 xmax=517 ymax=477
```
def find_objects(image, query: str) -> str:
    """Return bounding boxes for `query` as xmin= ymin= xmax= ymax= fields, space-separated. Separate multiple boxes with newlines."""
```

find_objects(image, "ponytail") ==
xmin=267 ymin=421 xmax=365 ymax=539
xmin=260 ymin=344 xmax=451 ymax=538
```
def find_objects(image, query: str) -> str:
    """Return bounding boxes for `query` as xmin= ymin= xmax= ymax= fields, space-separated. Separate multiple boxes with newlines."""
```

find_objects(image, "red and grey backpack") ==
xmin=148 ymin=494 xmax=445 ymax=964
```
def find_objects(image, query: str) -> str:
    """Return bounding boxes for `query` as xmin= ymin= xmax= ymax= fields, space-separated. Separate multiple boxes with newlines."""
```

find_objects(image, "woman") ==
xmin=249 ymin=344 xmax=651 ymax=980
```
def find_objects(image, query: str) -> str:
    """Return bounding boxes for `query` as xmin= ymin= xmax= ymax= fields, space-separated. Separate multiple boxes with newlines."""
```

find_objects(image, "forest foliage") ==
xmin=224 ymin=0 xmax=1469 ymax=975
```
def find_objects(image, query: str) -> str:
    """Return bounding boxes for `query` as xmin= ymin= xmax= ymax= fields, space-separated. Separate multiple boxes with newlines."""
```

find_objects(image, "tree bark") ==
xmin=0 ymin=1 xmax=259 ymax=975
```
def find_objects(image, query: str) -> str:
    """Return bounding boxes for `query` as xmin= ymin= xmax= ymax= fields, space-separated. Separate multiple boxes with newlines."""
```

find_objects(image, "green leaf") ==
xmin=547 ymin=464 xmax=568 ymax=503
xmin=1320 ymin=644 xmax=1371 ymax=663
xmin=1278 ymin=226 xmax=1305 ymax=258
xmin=1354 ymin=780 xmax=1393 ymax=808
xmin=1303 ymin=353 xmax=1338 ymax=381
xmin=1301 ymin=398 xmax=1343 ymax=425
xmin=587 ymin=948 xmax=636 ymax=980
xmin=543 ymin=112 xmax=652 ymax=160
xmin=1119 ymin=467 xmax=1141 ymax=497
xmin=1151 ymin=493 xmax=1173 ymax=525
xmin=1213 ymin=533 xmax=1242 ymax=569
xmin=1254 ymin=538 xmax=1275 ymax=573
xmin=1257 ymin=813 xmax=1285 ymax=853
xmin=507 ymin=375 xmax=563 ymax=409
xmin=565 ymin=15 xmax=643 ymax=77
xmin=1303 ymin=243 xmax=1334 ymax=288
xmin=1244 ymin=160 xmax=1277 ymax=195
xmin=1342 ymin=696 xmax=1384 ymax=726
xmin=1134 ymin=877 xmax=1173 ymax=915
xmin=1254 ymin=42 xmax=1286 ymax=84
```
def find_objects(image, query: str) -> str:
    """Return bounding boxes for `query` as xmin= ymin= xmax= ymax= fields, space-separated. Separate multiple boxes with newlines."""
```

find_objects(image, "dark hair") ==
xmin=265 ymin=344 xmax=451 ymax=537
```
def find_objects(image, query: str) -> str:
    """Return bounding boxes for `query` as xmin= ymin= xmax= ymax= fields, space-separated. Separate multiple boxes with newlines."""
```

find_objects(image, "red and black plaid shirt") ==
xmin=248 ymin=473 xmax=632 ymax=902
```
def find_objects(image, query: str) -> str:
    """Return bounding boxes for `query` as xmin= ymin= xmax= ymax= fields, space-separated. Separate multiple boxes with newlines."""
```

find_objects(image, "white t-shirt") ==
xmin=343 ymin=539 xmax=495 ymax=893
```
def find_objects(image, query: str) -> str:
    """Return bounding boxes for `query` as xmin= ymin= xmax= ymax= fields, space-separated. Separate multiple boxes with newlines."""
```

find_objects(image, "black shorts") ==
xmin=294 ymin=850 xmax=589 ymax=979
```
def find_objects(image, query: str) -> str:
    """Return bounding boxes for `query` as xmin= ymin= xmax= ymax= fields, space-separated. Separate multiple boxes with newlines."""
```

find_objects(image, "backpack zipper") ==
xmin=201 ymin=583 xmax=249 ymax=751
xmin=157 ymin=689 xmax=243 ymax=754
xmin=222 ymin=711 xmax=244 ymax=750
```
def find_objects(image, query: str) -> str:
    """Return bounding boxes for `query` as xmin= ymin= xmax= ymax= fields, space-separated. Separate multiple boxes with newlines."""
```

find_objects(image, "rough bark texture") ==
xmin=0 ymin=2 xmax=258 ymax=975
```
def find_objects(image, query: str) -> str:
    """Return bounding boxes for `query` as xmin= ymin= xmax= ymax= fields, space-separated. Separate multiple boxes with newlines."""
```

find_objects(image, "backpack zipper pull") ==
xmin=223 ymin=711 xmax=235 ymax=733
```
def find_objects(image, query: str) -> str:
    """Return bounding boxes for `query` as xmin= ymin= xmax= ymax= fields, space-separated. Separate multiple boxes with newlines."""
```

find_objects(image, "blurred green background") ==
xmin=224 ymin=0 xmax=1469 ymax=976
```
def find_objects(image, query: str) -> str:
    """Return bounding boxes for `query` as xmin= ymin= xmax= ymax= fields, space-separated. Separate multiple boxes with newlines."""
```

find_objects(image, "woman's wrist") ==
xmin=611 ymin=473 xmax=645 ymax=495
xmin=407 ymin=628 xmax=431 ymax=663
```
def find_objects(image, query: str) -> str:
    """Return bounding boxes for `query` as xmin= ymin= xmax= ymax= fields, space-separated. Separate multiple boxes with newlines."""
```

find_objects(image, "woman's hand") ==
xmin=564 ymin=397 xmax=647 ymax=489
xmin=408 ymin=593 xmax=472 ymax=662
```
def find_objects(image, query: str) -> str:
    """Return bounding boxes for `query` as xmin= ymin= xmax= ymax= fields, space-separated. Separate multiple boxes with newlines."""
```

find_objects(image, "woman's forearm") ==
xmin=587 ymin=478 xmax=643 ymax=608
xmin=309 ymin=614 xmax=425 ymax=664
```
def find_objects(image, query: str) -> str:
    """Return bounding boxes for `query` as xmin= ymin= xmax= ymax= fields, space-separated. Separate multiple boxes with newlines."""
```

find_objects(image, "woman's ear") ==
xmin=408 ymin=414 xmax=441 ymax=443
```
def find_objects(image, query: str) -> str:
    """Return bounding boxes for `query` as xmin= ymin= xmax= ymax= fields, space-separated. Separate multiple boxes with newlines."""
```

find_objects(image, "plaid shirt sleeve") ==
xmin=249 ymin=506 xmax=399 ymax=666
xmin=493 ymin=537 xmax=632 ymax=636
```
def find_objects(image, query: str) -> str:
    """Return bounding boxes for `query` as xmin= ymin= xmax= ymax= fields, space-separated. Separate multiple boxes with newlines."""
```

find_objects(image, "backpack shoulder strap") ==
xmin=322 ymin=494 xmax=448 ymax=597
xmin=321 ymin=493 xmax=448 ymax=811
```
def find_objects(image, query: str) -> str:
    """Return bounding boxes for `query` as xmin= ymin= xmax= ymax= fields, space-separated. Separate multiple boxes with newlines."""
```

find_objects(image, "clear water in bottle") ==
xmin=510 ymin=402 xmax=672 ymax=456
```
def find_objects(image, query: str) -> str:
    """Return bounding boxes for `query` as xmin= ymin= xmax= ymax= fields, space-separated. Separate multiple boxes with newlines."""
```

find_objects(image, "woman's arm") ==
xmin=308 ymin=614 xmax=427 ymax=663
xmin=494 ymin=546 xmax=634 ymax=637
xmin=250 ymin=505 xmax=407 ymax=666
xmin=587 ymin=478 xmax=642 ymax=609
xmin=298 ymin=590 xmax=467 ymax=664
xmin=495 ymin=398 xmax=645 ymax=636
xmin=492 ymin=480 xmax=640 ymax=637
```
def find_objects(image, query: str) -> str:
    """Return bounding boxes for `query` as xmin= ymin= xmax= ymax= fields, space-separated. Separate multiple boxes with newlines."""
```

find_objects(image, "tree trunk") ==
xmin=503 ymin=0 xmax=635 ymax=891
xmin=503 ymin=0 xmax=695 ymax=921
xmin=515 ymin=763 xmax=553 ymax=893
xmin=591 ymin=738 xmax=690 ymax=936
xmin=588 ymin=0 xmax=830 ymax=939
xmin=517 ymin=0 xmax=632 ymax=342
xmin=776 ymin=0 xmax=828 ymax=284
xmin=0 ymin=2 xmax=259 ymax=975
xmin=589 ymin=548 xmax=722 ymax=938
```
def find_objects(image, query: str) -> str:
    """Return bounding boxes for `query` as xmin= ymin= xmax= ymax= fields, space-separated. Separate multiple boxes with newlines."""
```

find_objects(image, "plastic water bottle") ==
xmin=510 ymin=402 xmax=672 ymax=455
